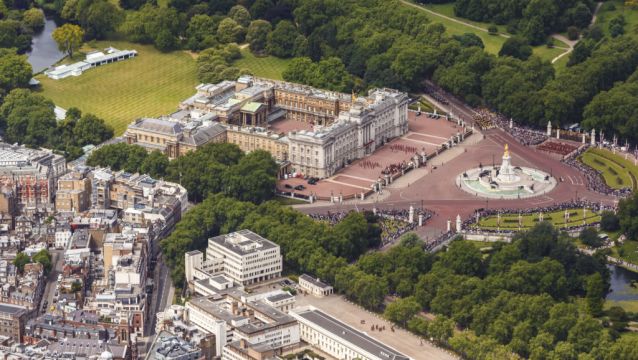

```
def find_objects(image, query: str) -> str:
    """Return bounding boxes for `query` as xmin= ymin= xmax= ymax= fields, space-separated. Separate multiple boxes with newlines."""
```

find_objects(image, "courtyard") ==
xmin=277 ymin=112 xmax=463 ymax=200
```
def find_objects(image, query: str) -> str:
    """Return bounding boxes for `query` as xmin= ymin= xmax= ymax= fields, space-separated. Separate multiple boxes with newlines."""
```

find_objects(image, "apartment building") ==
xmin=0 ymin=262 xmax=46 ymax=310
xmin=0 ymin=303 xmax=28 ymax=342
xmin=90 ymin=169 xmax=187 ymax=231
xmin=186 ymin=295 xmax=299 ymax=356
xmin=0 ymin=143 xmax=66 ymax=213
xmin=55 ymin=170 xmax=91 ymax=212
xmin=185 ymin=230 xmax=282 ymax=286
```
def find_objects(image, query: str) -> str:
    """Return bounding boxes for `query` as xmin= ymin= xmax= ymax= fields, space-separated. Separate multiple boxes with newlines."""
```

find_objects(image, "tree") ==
xmin=499 ymin=37 xmax=533 ymax=60
xmin=186 ymin=14 xmax=218 ymax=51
xmin=228 ymin=5 xmax=251 ymax=27
xmin=22 ymin=8 xmax=45 ymax=31
xmin=32 ymin=249 xmax=52 ymax=274
xmin=83 ymin=0 xmax=122 ymax=39
xmin=618 ymin=193 xmax=638 ymax=240
xmin=600 ymin=211 xmax=620 ymax=232
xmin=567 ymin=317 xmax=604 ymax=353
xmin=217 ymin=18 xmax=244 ymax=44
xmin=440 ymin=240 xmax=483 ymax=276
xmin=72 ymin=114 xmax=114 ymax=146
xmin=140 ymin=150 xmax=169 ymax=178
xmin=86 ymin=143 xmax=149 ymax=172
xmin=384 ymin=296 xmax=421 ymax=327
xmin=0 ymin=49 xmax=32 ymax=93
xmin=580 ymin=227 xmax=603 ymax=248
xmin=155 ymin=29 xmax=178 ymax=52
xmin=52 ymin=23 xmax=84 ymax=58
xmin=246 ymin=20 xmax=271 ymax=53
xmin=585 ymin=273 xmax=606 ymax=316
xmin=71 ymin=280 xmax=82 ymax=293
xmin=428 ymin=315 xmax=454 ymax=344
xmin=267 ymin=20 xmax=298 ymax=57
xmin=0 ymin=89 xmax=57 ymax=147
xmin=13 ymin=253 xmax=30 ymax=273
xmin=453 ymin=33 xmax=484 ymax=49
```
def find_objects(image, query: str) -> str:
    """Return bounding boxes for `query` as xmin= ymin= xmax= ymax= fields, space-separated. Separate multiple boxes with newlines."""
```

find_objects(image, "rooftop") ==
xmin=208 ymin=229 xmax=279 ymax=256
xmin=292 ymin=307 xmax=410 ymax=360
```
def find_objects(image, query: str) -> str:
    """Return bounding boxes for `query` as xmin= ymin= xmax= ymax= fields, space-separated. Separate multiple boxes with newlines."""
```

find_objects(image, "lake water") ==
xmin=26 ymin=19 xmax=65 ymax=73
xmin=606 ymin=265 xmax=638 ymax=302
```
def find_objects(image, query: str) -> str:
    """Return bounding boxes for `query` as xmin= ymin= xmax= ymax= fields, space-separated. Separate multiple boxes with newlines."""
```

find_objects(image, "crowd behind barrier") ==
xmin=492 ymin=115 xmax=548 ymax=146
xmin=308 ymin=208 xmax=434 ymax=247
xmin=563 ymin=146 xmax=632 ymax=197
xmin=423 ymin=85 xmax=449 ymax=105
xmin=424 ymin=231 xmax=457 ymax=252
xmin=464 ymin=200 xmax=614 ymax=234
xmin=536 ymin=141 xmax=579 ymax=156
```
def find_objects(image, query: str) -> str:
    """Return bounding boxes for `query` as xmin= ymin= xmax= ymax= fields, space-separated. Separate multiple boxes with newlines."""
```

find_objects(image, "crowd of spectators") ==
xmin=424 ymin=231 xmax=456 ymax=252
xmin=563 ymin=146 xmax=632 ymax=197
xmin=537 ymin=140 xmax=579 ymax=156
xmin=463 ymin=200 xmax=614 ymax=234
xmin=493 ymin=115 xmax=548 ymax=146
xmin=308 ymin=208 xmax=434 ymax=247
xmin=424 ymin=85 xmax=449 ymax=105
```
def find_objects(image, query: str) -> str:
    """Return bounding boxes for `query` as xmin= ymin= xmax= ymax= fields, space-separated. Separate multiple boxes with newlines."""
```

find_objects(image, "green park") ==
xmin=472 ymin=208 xmax=601 ymax=231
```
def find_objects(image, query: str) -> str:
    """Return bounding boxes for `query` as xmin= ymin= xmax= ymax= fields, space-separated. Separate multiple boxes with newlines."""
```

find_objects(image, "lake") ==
xmin=26 ymin=18 xmax=65 ymax=73
xmin=607 ymin=264 xmax=638 ymax=302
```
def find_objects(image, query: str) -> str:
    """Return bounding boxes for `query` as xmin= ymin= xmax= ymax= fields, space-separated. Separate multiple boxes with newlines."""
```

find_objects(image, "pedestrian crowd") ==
xmin=308 ymin=208 xmax=434 ymax=247
xmin=537 ymin=141 xmax=578 ymax=156
xmin=424 ymin=85 xmax=449 ymax=105
xmin=563 ymin=146 xmax=632 ymax=197
xmin=464 ymin=200 xmax=615 ymax=234
xmin=493 ymin=115 xmax=548 ymax=146
xmin=424 ymin=231 xmax=456 ymax=252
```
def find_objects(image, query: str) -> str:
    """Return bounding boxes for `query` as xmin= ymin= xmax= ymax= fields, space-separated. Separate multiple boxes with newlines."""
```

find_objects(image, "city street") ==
xmin=40 ymin=249 xmax=64 ymax=314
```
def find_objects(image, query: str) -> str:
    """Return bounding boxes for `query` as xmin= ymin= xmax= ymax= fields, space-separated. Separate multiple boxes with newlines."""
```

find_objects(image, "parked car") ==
xmin=284 ymin=184 xmax=293 ymax=189
xmin=294 ymin=185 xmax=305 ymax=191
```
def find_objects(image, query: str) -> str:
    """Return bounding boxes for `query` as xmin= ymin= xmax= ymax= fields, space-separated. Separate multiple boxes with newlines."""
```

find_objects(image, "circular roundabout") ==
xmin=457 ymin=144 xmax=557 ymax=199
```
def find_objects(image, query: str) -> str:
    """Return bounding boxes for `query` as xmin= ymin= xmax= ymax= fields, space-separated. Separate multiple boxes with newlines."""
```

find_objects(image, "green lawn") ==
xmin=533 ymin=45 xmax=569 ymax=63
xmin=402 ymin=0 xmax=506 ymax=54
xmin=596 ymin=0 xmax=638 ymax=39
xmin=611 ymin=241 xmax=638 ymax=265
xmin=273 ymin=196 xmax=307 ymax=205
xmin=422 ymin=3 xmax=510 ymax=34
xmin=472 ymin=208 xmax=601 ymax=231
xmin=605 ymin=300 xmax=638 ymax=313
xmin=36 ymin=41 xmax=198 ymax=135
xmin=580 ymin=148 xmax=638 ymax=190
xmin=406 ymin=1 xmax=570 ymax=64
xmin=579 ymin=150 xmax=633 ymax=190
xmin=234 ymin=48 xmax=292 ymax=81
